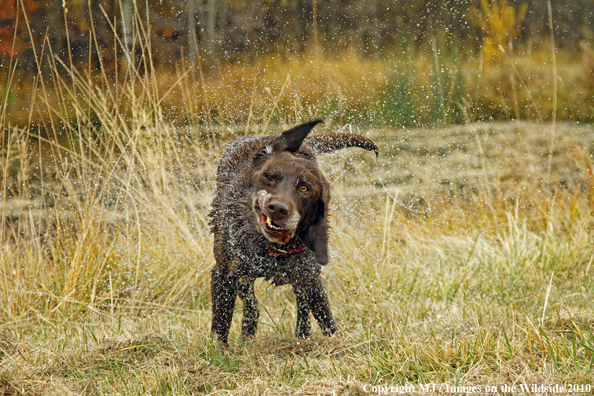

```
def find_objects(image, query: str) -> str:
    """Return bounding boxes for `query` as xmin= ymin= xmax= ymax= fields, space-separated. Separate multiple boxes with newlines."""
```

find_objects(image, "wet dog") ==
xmin=209 ymin=120 xmax=378 ymax=344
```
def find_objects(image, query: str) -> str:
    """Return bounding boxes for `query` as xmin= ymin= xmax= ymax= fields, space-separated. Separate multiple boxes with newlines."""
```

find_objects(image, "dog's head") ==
xmin=251 ymin=121 xmax=330 ymax=264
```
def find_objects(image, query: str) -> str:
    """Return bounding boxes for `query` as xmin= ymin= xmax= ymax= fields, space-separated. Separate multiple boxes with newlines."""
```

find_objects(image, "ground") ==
xmin=1 ymin=122 xmax=593 ymax=395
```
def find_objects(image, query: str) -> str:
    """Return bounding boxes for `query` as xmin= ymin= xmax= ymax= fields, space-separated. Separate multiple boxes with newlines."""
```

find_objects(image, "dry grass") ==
xmin=3 ymin=30 xmax=594 ymax=129
xmin=1 ymin=12 xmax=594 ymax=396
xmin=2 ymin=114 xmax=594 ymax=394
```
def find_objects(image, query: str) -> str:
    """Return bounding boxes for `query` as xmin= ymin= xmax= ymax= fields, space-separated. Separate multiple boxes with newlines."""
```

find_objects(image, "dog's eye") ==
xmin=263 ymin=173 xmax=279 ymax=185
xmin=299 ymin=185 xmax=308 ymax=193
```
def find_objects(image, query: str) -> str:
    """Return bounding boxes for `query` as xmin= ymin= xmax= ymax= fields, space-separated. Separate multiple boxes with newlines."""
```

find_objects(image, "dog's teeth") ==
xmin=265 ymin=216 xmax=281 ymax=230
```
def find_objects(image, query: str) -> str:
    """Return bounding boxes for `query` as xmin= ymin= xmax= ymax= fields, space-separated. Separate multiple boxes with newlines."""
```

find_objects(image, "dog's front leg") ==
xmin=210 ymin=265 xmax=238 ymax=344
xmin=237 ymin=278 xmax=259 ymax=341
xmin=293 ymin=286 xmax=312 ymax=339
xmin=302 ymin=274 xmax=338 ymax=336
xmin=292 ymin=267 xmax=338 ymax=337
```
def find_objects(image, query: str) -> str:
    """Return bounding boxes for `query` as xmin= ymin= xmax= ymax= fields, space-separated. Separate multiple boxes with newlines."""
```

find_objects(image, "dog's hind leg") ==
xmin=293 ymin=287 xmax=312 ymax=339
xmin=237 ymin=278 xmax=259 ymax=341
xmin=210 ymin=266 xmax=238 ymax=344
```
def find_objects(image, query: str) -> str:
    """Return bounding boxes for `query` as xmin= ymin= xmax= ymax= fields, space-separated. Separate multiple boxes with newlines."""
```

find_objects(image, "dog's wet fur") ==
xmin=209 ymin=120 xmax=378 ymax=344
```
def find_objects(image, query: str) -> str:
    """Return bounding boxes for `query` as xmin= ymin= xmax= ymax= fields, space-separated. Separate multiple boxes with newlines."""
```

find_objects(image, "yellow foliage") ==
xmin=468 ymin=0 xmax=528 ymax=64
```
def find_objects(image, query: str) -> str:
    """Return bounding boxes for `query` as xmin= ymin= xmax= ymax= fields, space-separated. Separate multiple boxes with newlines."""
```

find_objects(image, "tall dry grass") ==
xmin=0 ymin=5 xmax=593 ymax=395
xmin=0 ymin=9 xmax=220 ymax=318
xmin=3 ymin=12 xmax=594 ymax=129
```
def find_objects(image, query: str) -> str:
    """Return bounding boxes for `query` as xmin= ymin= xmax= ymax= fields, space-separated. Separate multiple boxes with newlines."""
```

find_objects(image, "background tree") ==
xmin=0 ymin=0 xmax=592 ymax=72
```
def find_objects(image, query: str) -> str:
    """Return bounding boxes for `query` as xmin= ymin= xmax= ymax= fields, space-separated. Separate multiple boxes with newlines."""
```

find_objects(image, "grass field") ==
xmin=1 ymin=114 xmax=594 ymax=394
xmin=1 ymin=11 xmax=594 ymax=393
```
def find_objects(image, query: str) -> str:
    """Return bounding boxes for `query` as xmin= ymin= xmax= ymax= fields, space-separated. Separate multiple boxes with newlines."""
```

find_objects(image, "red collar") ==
xmin=267 ymin=243 xmax=307 ymax=256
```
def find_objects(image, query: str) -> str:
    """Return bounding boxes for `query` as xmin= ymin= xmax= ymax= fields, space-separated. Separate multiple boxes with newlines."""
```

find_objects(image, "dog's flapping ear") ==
xmin=301 ymin=197 xmax=329 ymax=265
xmin=272 ymin=120 xmax=323 ymax=153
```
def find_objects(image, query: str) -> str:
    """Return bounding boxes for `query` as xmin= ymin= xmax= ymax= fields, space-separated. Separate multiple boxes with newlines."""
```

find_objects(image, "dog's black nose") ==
xmin=267 ymin=201 xmax=289 ymax=218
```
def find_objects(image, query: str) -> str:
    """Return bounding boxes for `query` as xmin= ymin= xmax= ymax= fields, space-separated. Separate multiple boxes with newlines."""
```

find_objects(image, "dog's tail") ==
xmin=305 ymin=132 xmax=379 ymax=157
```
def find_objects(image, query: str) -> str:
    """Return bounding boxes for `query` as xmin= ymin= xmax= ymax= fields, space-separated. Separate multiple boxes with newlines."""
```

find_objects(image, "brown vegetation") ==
xmin=0 ymin=1 xmax=593 ymax=394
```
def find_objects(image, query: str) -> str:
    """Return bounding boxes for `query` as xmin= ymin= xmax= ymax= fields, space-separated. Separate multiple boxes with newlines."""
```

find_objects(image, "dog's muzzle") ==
xmin=253 ymin=191 xmax=300 ymax=244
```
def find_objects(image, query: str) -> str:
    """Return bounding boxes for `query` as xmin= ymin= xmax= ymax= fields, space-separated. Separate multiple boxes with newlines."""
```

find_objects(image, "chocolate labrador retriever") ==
xmin=209 ymin=120 xmax=378 ymax=344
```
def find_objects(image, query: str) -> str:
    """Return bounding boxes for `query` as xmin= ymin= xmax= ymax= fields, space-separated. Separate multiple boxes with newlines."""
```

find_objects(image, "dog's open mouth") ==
xmin=254 ymin=204 xmax=292 ymax=244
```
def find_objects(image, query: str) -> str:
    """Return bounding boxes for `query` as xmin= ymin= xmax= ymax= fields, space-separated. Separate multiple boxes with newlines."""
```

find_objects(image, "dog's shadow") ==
xmin=229 ymin=334 xmax=360 ymax=359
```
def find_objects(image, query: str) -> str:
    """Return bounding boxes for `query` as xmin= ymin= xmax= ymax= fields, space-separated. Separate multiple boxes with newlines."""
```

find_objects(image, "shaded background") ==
xmin=3 ymin=0 xmax=593 ymax=66
xmin=1 ymin=0 xmax=594 ymax=128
